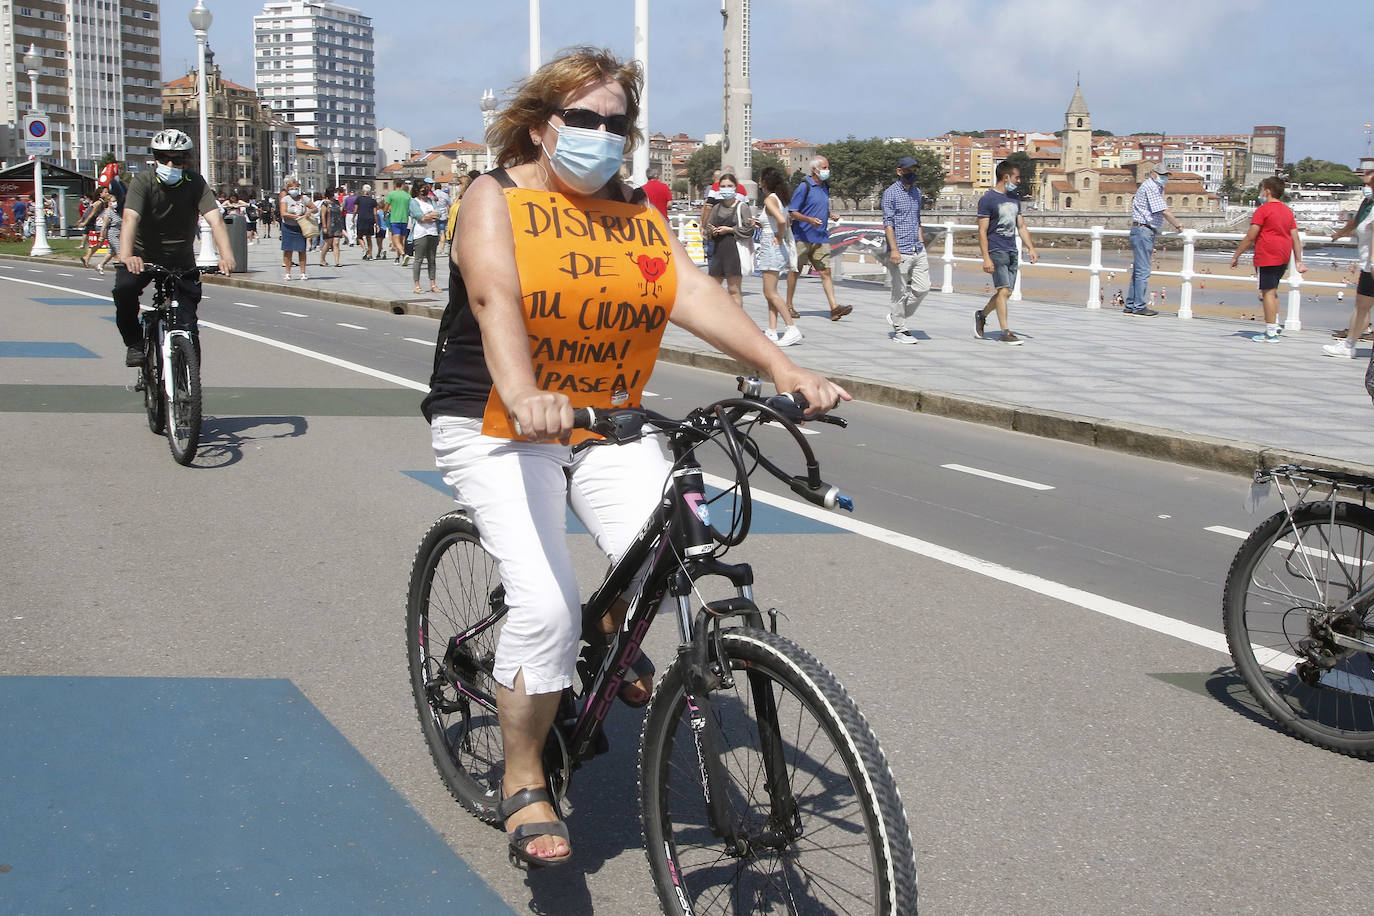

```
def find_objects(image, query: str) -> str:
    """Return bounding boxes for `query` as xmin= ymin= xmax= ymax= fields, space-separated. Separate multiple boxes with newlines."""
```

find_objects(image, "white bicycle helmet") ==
xmin=151 ymin=129 xmax=194 ymax=152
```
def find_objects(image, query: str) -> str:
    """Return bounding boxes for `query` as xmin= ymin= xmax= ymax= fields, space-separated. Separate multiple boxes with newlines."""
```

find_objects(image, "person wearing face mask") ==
xmin=1125 ymin=163 xmax=1184 ymax=317
xmin=408 ymin=179 xmax=442 ymax=293
xmin=112 ymin=129 xmax=233 ymax=367
xmin=880 ymin=156 xmax=930 ymax=344
xmin=422 ymin=46 xmax=850 ymax=871
xmin=1322 ymin=173 xmax=1374 ymax=359
xmin=785 ymin=156 xmax=850 ymax=321
xmin=704 ymin=171 xmax=755 ymax=308
xmin=975 ymin=160 xmax=1039 ymax=345
xmin=1230 ymin=176 xmax=1306 ymax=343
xmin=277 ymin=178 xmax=318 ymax=281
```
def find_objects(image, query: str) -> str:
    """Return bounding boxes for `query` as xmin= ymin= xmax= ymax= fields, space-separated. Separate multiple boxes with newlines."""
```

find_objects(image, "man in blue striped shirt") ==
xmin=881 ymin=156 xmax=929 ymax=344
xmin=1126 ymin=163 xmax=1184 ymax=316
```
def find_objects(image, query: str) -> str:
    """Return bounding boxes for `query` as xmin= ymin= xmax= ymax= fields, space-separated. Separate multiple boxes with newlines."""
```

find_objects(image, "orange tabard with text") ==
xmin=481 ymin=188 xmax=678 ymax=442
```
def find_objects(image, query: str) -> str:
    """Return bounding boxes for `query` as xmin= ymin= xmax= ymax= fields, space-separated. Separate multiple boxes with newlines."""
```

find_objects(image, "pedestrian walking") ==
xmin=1230 ymin=176 xmax=1305 ymax=343
xmin=278 ymin=177 xmax=318 ymax=281
xmin=342 ymin=185 xmax=358 ymax=246
xmin=385 ymin=179 xmax=411 ymax=262
xmin=1125 ymin=163 xmax=1183 ymax=316
xmin=355 ymin=184 xmax=378 ymax=260
xmin=705 ymin=172 xmax=755 ymax=310
xmin=78 ymin=193 xmax=105 ymax=268
xmin=753 ymin=166 xmax=802 ymax=346
xmin=785 ymin=156 xmax=851 ymax=321
xmin=429 ymin=178 xmax=452 ymax=256
xmin=881 ymin=155 xmax=930 ymax=345
xmin=408 ymin=179 xmax=442 ymax=293
xmin=319 ymin=187 xmax=343 ymax=267
xmin=975 ymin=160 xmax=1038 ymax=345
xmin=641 ymin=167 xmax=672 ymax=218
xmin=1323 ymin=171 xmax=1374 ymax=358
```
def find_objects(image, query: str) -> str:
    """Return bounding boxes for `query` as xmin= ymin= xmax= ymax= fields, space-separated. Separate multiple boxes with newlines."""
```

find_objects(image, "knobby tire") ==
xmin=164 ymin=335 xmax=201 ymax=465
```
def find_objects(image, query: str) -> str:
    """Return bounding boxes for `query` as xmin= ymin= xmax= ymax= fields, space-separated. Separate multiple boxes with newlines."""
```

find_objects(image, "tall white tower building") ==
xmin=0 ymin=0 xmax=162 ymax=173
xmin=720 ymin=0 xmax=753 ymax=186
xmin=253 ymin=1 xmax=376 ymax=186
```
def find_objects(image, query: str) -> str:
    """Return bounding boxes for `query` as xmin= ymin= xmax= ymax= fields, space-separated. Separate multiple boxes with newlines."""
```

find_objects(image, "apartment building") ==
xmin=0 ymin=0 xmax=161 ymax=173
xmin=254 ymin=1 xmax=375 ymax=185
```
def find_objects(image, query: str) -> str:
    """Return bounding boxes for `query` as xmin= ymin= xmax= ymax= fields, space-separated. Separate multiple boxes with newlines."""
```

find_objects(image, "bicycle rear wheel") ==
xmin=406 ymin=510 xmax=507 ymax=823
xmin=164 ymin=335 xmax=201 ymax=465
xmin=1224 ymin=501 xmax=1374 ymax=757
xmin=640 ymin=628 xmax=918 ymax=915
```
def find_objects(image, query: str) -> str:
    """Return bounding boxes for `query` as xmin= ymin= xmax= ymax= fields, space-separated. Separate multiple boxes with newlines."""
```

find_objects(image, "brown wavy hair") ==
xmin=488 ymin=46 xmax=642 ymax=168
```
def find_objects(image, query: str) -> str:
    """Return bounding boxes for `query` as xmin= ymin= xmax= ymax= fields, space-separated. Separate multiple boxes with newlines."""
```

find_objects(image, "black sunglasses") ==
xmin=553 ymin=107 xmax=632 ymax=137
xmin=153 ymin=152 xmax=187 ymax=165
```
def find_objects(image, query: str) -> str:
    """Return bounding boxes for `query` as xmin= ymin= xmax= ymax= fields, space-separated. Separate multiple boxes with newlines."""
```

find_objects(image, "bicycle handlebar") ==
xmin=140 ymin=263 xmax=223 ymax=278
xmin=571 ymin=377 xmax=854 ymax=513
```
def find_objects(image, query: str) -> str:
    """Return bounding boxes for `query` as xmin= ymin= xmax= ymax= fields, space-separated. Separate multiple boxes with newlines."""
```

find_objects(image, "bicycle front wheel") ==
xmin=142 ymin=332 xmax=163 ymax=435
xmin=1224 ymin=501 xmax=1374 ymax=757
xmin=406 ymin=510 xmax=507 ymax=823
xmin=164 ymin=335 xmax=201 ymax=465
xmin=640 ymin=628 xmax=918 ymax=915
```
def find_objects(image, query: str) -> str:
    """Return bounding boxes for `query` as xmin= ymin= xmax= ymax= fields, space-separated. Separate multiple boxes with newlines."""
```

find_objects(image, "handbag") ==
xmin=297 ymin=213 xmax=319 ymax=239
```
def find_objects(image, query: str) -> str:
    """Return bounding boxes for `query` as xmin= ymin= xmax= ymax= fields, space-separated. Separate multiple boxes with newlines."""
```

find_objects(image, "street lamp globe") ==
xmin=188 ymin=0 xmax=213 ymax=33
xmin=23 ymin=45 xmax=39 ymax=75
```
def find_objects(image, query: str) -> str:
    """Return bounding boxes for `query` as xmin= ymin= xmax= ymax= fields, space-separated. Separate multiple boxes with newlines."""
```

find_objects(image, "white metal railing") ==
xmin=836 ymin=220 xmax=1344 ymax=331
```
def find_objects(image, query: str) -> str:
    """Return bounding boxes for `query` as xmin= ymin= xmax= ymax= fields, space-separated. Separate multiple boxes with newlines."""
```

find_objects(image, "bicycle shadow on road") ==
xmin=192 ymin=415 xmax=308 ymax=469
xmin=520 ymin=709 xmax=649 ymax=914
xmin=1151 ymin=667 xmax=1289 ymax=738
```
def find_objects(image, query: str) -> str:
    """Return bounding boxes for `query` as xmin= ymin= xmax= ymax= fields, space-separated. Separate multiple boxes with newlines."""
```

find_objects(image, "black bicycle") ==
xmin=135 ymin=264 xmax=215 ymax=465
xmin=407 ymin=379 xmax=918 ymax=914
xmin=1224 ymin=464 xmax=1374 ymax=757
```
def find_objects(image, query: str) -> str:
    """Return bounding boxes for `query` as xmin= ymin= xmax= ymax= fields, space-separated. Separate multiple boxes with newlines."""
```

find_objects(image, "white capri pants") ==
xmin=431 ymin=415 xmax=672 ymax=695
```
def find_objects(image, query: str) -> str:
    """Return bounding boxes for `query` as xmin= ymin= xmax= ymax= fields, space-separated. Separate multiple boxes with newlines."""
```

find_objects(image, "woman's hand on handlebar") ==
xmin=773 ymin=366 xmax=851 ymax=418
xmin=509 ymin=389 xmax=575 ymax=444
xmin=124 ymin=255 xmax=144 ymax=275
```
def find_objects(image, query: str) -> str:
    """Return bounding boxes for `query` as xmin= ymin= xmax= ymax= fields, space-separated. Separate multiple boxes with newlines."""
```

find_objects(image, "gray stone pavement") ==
xmin=39 ymin=232 xmax=1374 ymax=472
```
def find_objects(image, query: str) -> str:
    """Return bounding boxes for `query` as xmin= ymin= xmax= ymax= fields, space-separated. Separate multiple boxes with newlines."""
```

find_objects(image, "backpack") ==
xmin=246 ymin=200 xmax=259 ymax=220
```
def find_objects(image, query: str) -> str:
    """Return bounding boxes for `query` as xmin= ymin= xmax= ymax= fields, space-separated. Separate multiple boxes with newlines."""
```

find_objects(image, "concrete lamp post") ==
xmin=331 ymin=137 xmax=342 ymax=191
xmin=23 ymin=45 xmax=51 ymax=257
xmin=480 ymin=90 xmax=498 ymax=172
xmin=190 ymin=0 xmax=218 ymax=267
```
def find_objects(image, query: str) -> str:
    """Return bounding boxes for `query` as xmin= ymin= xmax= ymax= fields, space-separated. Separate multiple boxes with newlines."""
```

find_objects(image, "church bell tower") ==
xmin=1062 ymin=80 xmax=1092 ymax=172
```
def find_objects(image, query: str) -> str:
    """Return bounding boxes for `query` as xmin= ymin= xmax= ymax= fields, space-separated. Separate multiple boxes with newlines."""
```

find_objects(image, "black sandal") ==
xmin=498 ymin=786 xmax=571 ymax=870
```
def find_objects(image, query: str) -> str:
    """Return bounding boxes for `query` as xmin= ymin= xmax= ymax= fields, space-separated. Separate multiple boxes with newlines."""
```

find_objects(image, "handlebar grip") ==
xmin=788 ymin=475 xmax=854 ymax=512
xmin=572 ymin=407 xmax=595 ymax=430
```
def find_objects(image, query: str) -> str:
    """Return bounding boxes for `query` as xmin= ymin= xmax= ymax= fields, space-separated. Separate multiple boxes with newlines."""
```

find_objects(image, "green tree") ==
xmin=1218 ymin=176 xmax=1240 ymax=200
xmin=751 ymin=150 xmax=787 ymax=182
xmin=907 ymin=149 xmax=945 ymax=207
xmin=685 ymin=143 xmax=720 ymax=199
xmin=946 ymin=130 xmax=985 ymax=138
xmin=1002 ymin=151 xmax=1037 ymax=200
xmin=1288 ymin=157 xmax=1362 ymax=187
xmin=816 ymin=137 xmax=933 ymax=208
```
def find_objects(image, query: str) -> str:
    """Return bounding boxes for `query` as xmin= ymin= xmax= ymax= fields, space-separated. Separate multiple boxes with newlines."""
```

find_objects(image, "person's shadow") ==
xmin=191 ymin=415 xmax=308 ymax=468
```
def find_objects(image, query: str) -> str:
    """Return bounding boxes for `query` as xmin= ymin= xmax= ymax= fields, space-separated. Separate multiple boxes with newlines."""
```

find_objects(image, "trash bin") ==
xmin=223 ymin=213 xmax=248 ymax=273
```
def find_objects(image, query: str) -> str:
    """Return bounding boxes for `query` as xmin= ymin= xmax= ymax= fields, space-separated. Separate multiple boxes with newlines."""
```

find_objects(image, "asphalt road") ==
xmin=3 ymin=261 xmax=1372 ymax=915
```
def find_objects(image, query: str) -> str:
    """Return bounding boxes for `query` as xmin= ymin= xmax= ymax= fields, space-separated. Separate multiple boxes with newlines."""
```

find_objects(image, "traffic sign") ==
xmin=23 ymin=113 xmax=51 ymax=155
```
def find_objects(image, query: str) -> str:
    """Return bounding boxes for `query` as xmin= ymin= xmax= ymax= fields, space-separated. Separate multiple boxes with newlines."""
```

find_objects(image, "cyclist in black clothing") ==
xmin=113 ymin=129 xmax=233 ymax=367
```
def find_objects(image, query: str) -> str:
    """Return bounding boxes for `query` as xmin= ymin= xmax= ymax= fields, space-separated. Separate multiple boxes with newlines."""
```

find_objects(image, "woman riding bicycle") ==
xmin=420 ymin=46 xmax=849 ymax=870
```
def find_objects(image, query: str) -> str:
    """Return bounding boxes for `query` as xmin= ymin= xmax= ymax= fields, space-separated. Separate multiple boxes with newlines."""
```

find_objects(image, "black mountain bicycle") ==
xmin=1224 ymin=464 xmax=1374 ymax=757
xmin=134 ymin=264 xmax=214 ymax=465
xmin=407 ymin=379 xmax=919 ymax=915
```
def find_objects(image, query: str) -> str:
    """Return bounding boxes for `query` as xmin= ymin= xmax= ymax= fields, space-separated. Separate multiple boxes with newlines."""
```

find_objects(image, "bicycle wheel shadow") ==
xmin=520 ymin=708 xmax=649 ymax=914
xmin=1152 ymin=666 xmax=1289 ymax=738
xmin=191 ymin=415 xmax=309 ymax=469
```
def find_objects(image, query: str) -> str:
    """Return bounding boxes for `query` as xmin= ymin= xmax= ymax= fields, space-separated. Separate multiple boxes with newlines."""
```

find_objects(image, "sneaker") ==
xmin=762 ymin=328 xmax=778 ymax=342
xmin=283 ymin=272 xmax=292 ymax=280
xmin=300 ymin=273 xmax=308 ymax=281
xmin=124 ymin=345 xmax=144 ymax=367
xmin=1124 ymin=308 xmax=1159 ymax=317
xmin=974 ymin=309 xmax=987 ymax=339
xmin=777 ymin=325 xmax=804 ymax=347
xmin=1323 ymin=341 xmax=1355 ymax=359
xmin=998 ymin=331 xmax=1023 ymax=346
xmin=1253 ymin=331 xmax=1279 ymax=343
xmin=891 ymin=329 xmax=918 ymax=345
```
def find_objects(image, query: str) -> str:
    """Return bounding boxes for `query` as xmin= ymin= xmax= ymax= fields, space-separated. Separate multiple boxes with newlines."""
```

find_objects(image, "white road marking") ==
xmin=57 ymin=272 xmax=73 ymax=277
xmin=403 ymin=337 xmax=436 ymax=347
xmin=235 ymin=301 xmax=260 ymax=308
xmin=337 ymin=322 xmax=366 ymax=330
xmin=0 ymin=270 xmax=1243 ymax=662
xmin=942 ymin=463 xmax=1055 ymax=491
xmin=280 ymin=310 xmax=308 ymax=318
xmin=27 ymin=269 xmax=42 ymax=273
xmin=1205 ymin=524 xmax=1371 ymax=566
xmin=0 ymin=264 xmax=12 ymax=269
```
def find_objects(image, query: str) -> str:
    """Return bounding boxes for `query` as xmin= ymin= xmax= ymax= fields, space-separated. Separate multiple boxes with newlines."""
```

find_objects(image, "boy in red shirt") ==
xmin=1231 ymin=176 xmax=1306 ymax=342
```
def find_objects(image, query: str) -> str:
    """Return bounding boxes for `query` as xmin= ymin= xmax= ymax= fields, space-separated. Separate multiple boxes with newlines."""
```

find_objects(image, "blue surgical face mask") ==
xmin=156 ymin=163 xmax=182 ymax=184
xmin=817 ymin=169 xmax=831 ymax=182
xmin=1156 ymin=175 xmax=1168 ymax=186
xmin=543 ymin=124 xmax=625 ymax=196
xmin=1004 ymin=181 xmax=1017 ymax=194
xmin=289 ymin=188 xmax=301 ymax=198
xmin=1363 ymin=186 xmax=1373 ymax=199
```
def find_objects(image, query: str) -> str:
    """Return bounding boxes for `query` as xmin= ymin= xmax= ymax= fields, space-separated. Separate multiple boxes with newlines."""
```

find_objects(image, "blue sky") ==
xmin=161 ymin=0 xmax=1370 ymax=165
